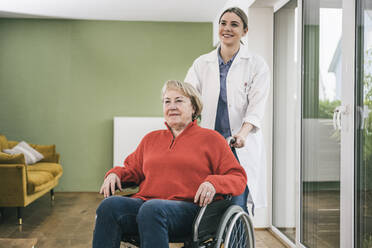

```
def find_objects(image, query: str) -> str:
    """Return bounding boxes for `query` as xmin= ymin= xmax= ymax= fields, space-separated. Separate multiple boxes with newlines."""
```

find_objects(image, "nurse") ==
xmin=185 ymin=7 xmax=270 ymax=212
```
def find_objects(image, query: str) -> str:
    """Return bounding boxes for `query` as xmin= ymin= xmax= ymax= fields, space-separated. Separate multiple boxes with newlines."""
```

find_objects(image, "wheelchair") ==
xmin=119 ymin=185 xmax=255 ymax=248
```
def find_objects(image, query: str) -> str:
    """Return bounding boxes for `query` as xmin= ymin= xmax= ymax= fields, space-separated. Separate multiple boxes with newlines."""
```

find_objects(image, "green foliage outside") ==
xmin=363 ymin=234 xmax=372 ymax=248
xmin=362 ymin=48 xmax=372 ymax=246
xmin=362 ymin=48 xmax=372 ymax=192
xmin=318 ymin=99 xmax=341 ymax=119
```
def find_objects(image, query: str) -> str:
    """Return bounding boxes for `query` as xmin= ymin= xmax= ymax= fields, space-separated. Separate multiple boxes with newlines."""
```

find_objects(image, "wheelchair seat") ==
xmin=121 ymin=197 xmax=255 ymax=248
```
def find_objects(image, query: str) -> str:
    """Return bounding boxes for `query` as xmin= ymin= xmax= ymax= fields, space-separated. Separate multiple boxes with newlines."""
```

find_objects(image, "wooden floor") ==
xmin=0 ymin=192 xmax=286 ymax=248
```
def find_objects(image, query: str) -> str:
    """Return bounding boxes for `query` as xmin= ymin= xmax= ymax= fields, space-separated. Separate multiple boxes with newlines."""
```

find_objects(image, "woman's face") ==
xmin=219 ymin=12 xmax=247 ymax=46
xmin=163 ymin=89 xmax=194 ymax=130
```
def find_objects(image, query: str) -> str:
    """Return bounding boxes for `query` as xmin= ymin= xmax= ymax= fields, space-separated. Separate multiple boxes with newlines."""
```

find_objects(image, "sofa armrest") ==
xmin=55 ymin=153 xmax=60 ymax=163
xmin=0 ymin=164 xmax=27 ymax=206
xmin=0 ymin=152 xmax=25 ymax=164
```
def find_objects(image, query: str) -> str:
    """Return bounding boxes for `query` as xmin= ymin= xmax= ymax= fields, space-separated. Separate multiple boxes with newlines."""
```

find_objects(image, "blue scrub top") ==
xmin=215 ymin=49 xmax=238 ymax=138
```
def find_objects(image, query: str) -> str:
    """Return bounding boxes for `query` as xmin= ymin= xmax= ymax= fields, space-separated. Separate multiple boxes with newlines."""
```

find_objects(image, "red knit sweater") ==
xmin=106 ymin=120 xmax=247 ymax=202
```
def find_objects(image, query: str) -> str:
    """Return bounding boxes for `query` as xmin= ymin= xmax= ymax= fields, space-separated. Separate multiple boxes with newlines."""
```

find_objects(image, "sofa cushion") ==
xmin=29 ymin=144 xmax=56 ymax=161
xmin=7 ymin=141 xmax=18 ymax=148
xmin=27 ymin=163 xmax=63 ymax=177
xmin=27 ymin=171 xmax=54 ymax=194
xmin=0 ymin=135 xmax=8 ymax=151
xmin=4 ymin=141 xmax=44 ymax=165
xmin=0 ymin=152 xmax=25 ymax=164
xmin=39 ymin=153 xmax=59 ymax=163
xmin=8 ymin=142 xmax=58 ymax=163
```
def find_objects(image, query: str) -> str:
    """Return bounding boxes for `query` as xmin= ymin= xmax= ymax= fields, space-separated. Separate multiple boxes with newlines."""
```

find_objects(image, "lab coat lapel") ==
xmin=203 ymin=53 xmax=220 ymax=129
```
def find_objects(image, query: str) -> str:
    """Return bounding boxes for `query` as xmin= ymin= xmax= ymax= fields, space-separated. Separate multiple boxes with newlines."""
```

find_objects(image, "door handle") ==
xmin=333 ymin=105 xmax=347 ymax=130
xmin=333 ymin=108 xmax=338 ymax=130
xmin=358 ymin=105 xmax=371 ymax=130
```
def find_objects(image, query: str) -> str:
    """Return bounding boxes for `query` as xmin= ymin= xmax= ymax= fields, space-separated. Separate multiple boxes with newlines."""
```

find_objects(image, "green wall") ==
xmin=0 ymin=19 xmax=213 ymax=191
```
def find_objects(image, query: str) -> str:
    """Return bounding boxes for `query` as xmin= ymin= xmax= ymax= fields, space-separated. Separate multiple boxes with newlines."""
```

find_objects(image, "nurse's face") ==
xmin=219 ymin=12 xmax=247 ymax=46
xmin=163 ymin=89 xmax=194 ymax=131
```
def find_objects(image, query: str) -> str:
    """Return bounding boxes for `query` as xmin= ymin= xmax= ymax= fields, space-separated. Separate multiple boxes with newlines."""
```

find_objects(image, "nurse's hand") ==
xmin=232 ymin=122 xmax=254 ymax=148
xmin=194 ymin=181 xmax=216 ymax=207
xmin=231 ymin=134 xmax=245 ymax=148
xmin=99 ymin=173 xmax=122 ymax=198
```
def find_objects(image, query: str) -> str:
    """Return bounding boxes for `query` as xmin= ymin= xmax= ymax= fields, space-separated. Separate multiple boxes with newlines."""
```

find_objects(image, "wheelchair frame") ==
xmin=191 ymin=200 xmax=255 ymax=248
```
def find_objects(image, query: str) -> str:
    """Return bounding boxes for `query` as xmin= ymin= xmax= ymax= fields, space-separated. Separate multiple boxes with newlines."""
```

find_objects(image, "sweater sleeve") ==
xmin=105 ymin=136 xmax=146 ymax=185
xmin=205 ymin=136 xmax=247 ymax=196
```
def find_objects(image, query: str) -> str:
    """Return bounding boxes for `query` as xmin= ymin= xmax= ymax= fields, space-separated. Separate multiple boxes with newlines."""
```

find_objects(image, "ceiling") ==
xmin=0 ymin=0 xmax=284 ymax=22
xmin=0 ymin=0 xmax=229 ymax=22
xmin=251 ymin=0 xmax=279 ymax=8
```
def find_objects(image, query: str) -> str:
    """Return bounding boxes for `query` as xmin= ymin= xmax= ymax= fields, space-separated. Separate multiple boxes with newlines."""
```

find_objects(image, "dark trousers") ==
xmin=231 ymin=147 xmax=250 ymax=213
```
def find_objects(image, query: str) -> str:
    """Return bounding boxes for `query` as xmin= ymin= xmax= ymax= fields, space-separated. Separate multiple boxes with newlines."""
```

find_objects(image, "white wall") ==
xmin=113 ymin=117 xmax=165 ymax=167
xmin=247 ymin=7 xmax=274 ymax=228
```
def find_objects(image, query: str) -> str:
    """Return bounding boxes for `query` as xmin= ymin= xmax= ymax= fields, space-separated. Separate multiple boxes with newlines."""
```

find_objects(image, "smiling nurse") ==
xmin=185 ymin=7 xmax=270 ymax=213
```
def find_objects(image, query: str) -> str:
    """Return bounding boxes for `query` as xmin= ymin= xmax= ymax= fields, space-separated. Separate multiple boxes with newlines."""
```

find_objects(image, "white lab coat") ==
xmin=185 ymin=45 xmax=270 ymax=208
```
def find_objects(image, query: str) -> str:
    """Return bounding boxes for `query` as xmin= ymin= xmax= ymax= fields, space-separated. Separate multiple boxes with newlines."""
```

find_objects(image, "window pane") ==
xmin=301 ymin=0 xmax=342 ymax=247
xmin=355 ymin=1 xmax=372 ymax=247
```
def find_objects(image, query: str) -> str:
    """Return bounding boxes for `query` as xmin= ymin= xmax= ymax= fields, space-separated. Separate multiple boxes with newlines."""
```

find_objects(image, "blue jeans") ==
xmin=92 ymin=196 xmax=199 ymax=248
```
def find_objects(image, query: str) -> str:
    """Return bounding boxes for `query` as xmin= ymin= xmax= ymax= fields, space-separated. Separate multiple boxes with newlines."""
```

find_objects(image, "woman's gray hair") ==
xmin=162 ymin=80 xmax=203 ymax=121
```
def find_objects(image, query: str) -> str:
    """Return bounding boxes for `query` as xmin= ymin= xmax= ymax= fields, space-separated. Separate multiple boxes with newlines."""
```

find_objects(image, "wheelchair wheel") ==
xmin=214 ymin=206 xmax=255 ymax=248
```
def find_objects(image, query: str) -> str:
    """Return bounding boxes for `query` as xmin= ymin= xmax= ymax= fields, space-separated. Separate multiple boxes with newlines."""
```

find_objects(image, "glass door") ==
xmin=272 ymin=0 xmax=355 ymax=247
xmin=356 ymin=1 xmax=372 ymax=247
xmin=301 ymin=0 xmax=343 ymax=247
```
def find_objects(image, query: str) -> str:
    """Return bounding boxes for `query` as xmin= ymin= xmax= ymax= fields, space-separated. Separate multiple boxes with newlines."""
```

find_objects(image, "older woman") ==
xmin=92 ymin=80 xmax=246 ymax=248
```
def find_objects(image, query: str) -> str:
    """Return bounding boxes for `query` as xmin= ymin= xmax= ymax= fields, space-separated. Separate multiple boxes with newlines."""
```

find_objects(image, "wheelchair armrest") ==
xmin=121 ymin=181 xmax=137 ymax=188
xmin=120 ymin=182 xmax=139 ymax=196
xmin=193 ymin=198 xmax=232 ymax=242
xmin=110 ymin=182 xmax=139 ymax=196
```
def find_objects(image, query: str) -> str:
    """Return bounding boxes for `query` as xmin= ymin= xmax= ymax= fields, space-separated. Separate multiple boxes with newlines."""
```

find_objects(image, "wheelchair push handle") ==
xmin=226 ymin=136 xmax=236 ymax=146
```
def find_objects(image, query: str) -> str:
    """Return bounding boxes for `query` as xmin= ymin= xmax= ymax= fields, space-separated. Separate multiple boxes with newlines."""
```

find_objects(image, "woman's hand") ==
xmin=99 ymin=173 xmax=122 ymax=198
xmin=194 ymin=181 xmax=216 ymax=207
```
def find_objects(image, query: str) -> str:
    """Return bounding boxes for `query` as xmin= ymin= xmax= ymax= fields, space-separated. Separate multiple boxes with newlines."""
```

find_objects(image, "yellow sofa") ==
xmin=0 ymin=134 xmax=63 ymax=224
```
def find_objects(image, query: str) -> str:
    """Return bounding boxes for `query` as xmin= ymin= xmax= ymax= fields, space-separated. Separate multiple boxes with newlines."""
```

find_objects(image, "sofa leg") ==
xmin=50 ymin=189 xmax=55 ymax=201
xmin=17 ymin=207 xmax=22 ymax=225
